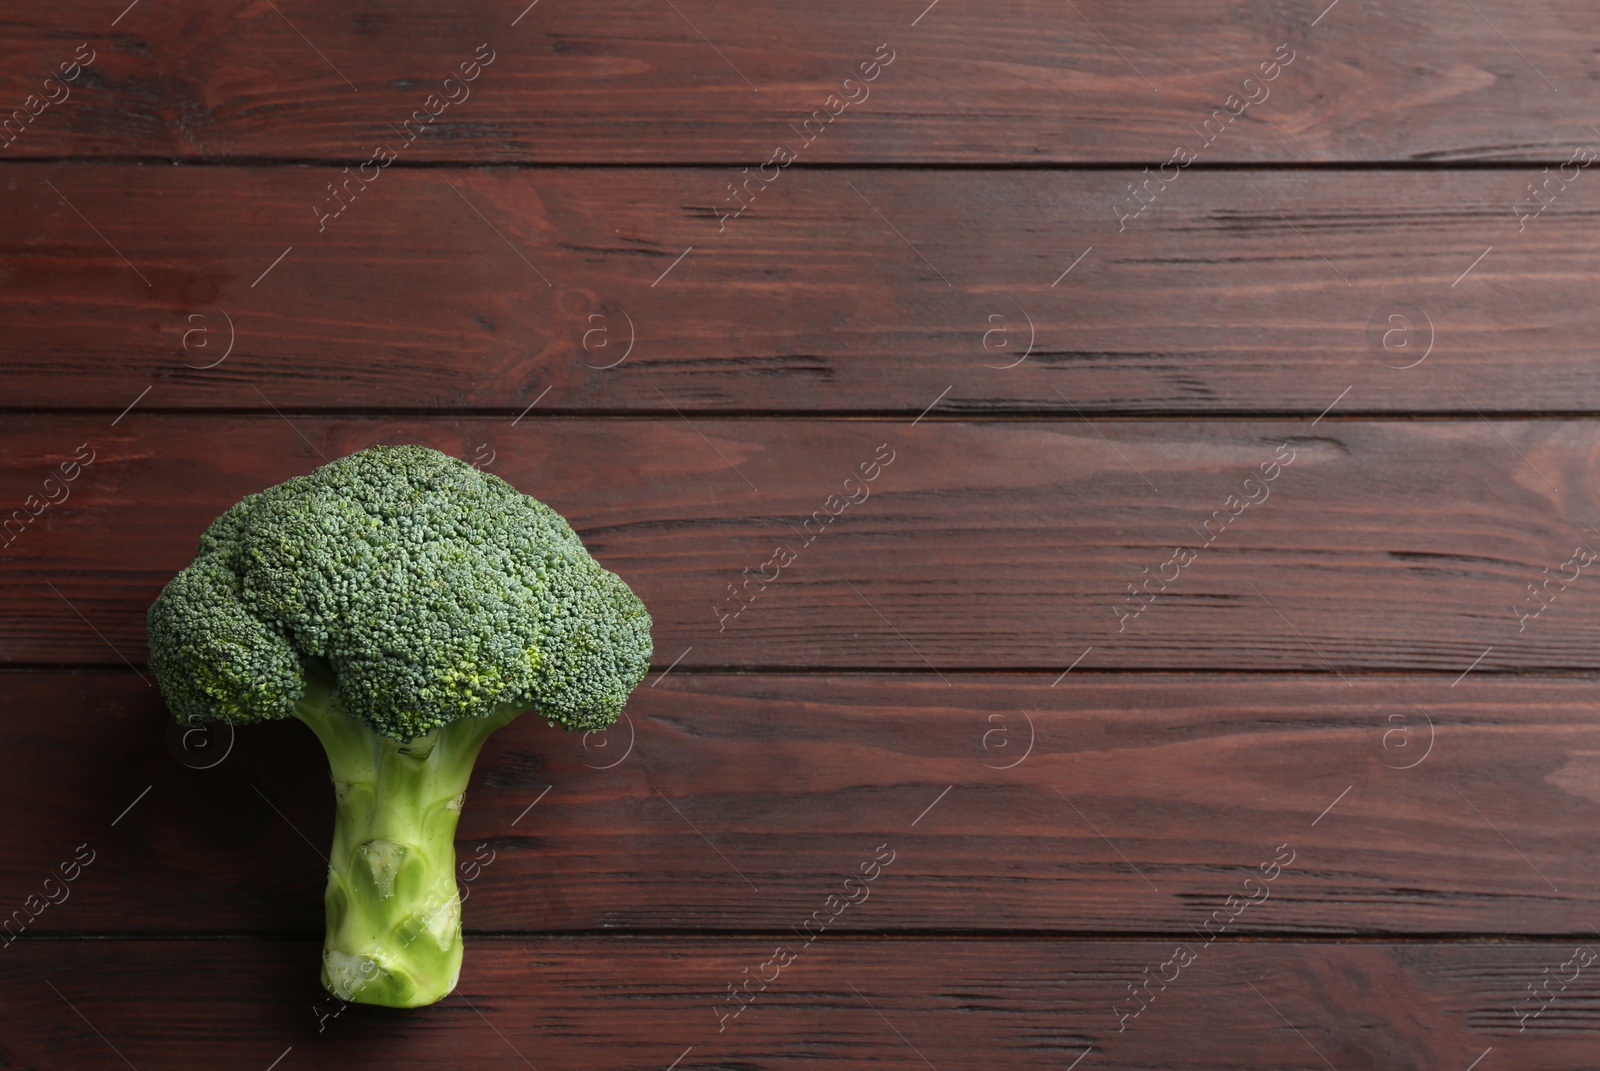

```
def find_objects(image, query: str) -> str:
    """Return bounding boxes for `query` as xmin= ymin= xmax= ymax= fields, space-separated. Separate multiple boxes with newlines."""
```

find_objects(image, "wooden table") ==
xmin=4 ymin=2 xmax=1599 ymax=1067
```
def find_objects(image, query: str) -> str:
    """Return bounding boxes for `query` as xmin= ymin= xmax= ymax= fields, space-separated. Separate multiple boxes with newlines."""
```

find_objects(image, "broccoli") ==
xmin=146 ymin=444 xmax=652 ymax=1008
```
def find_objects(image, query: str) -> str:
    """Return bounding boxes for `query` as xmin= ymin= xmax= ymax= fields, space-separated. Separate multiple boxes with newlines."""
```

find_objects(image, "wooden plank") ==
xmin=5 ymin=669 xmax=1598 ymax=937
xmin=0 ymin=936 xmax=1589 ymax=1068
xmin=2 ymin=415 xmax=1599 ymax=671
xmin=4 ymin=165 xmax=1599 ymax=413
xmin=0 ymin=2 xmax=1594 ymax=163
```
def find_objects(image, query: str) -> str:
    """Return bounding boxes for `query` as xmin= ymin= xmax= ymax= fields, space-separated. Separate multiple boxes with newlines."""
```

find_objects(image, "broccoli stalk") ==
xmin=146 ymin=445 xmax=652 ymax=1008
xmin=294 ymin=670 xmax=522 ymax=1006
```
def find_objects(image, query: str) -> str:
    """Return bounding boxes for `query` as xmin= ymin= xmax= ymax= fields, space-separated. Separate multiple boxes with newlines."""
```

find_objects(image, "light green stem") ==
xmin=293 ymin=676 xmax=517 ymax=1008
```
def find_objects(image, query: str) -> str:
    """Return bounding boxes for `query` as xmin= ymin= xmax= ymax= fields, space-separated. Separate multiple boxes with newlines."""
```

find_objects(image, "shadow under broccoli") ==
xmin=146 ymin=444 xmax=653 ymax=1008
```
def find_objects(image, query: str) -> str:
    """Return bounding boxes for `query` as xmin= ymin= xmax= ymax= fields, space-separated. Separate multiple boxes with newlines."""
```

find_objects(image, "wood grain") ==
xmin=4 ymin=0 xmax=1595 ymax=1062
xmin=3 ymin=415 xmax=1599 ymax=671
xmin=5 ymin=669 xmax=1599 ymax=937
xmin=0 ymin=2 xmax=1595 ymax=164
xmin=4 ymin=166 xmax=1600 ymax=413
xmin=2 ymin=936 xmax=1590 ymax=1069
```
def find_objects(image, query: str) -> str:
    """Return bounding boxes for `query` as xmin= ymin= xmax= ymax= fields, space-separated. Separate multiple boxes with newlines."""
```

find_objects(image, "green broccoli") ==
xmin=146 ymin=444 xmax=652 ymax=1008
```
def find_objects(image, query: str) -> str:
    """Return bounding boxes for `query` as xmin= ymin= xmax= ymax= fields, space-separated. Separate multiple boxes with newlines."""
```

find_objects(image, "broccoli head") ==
xmin=147 ymin=444 xmax=652 ymax=1007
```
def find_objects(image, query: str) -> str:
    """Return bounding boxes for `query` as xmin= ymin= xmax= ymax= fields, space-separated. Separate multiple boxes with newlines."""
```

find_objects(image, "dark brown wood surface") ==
xmin=3 ymin=166 xmax=1599 ymax=414
xmin=4 ymin=415 xmax=1600 ymax=671
xmin=1 ymin=1 xmax=1596 ymax=164
xmin=2 ymin=937 xmax=1590 ymax=1070
xmin=5 ymin=2 xmax=1599 ymax=1068
xmin=5 ymin=670 xmax=1598 ymax=938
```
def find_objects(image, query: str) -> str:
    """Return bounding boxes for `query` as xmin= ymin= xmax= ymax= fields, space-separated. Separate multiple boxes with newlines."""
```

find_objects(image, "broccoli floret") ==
xmin=147 ymin=445 xmax=652 ymax=1008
